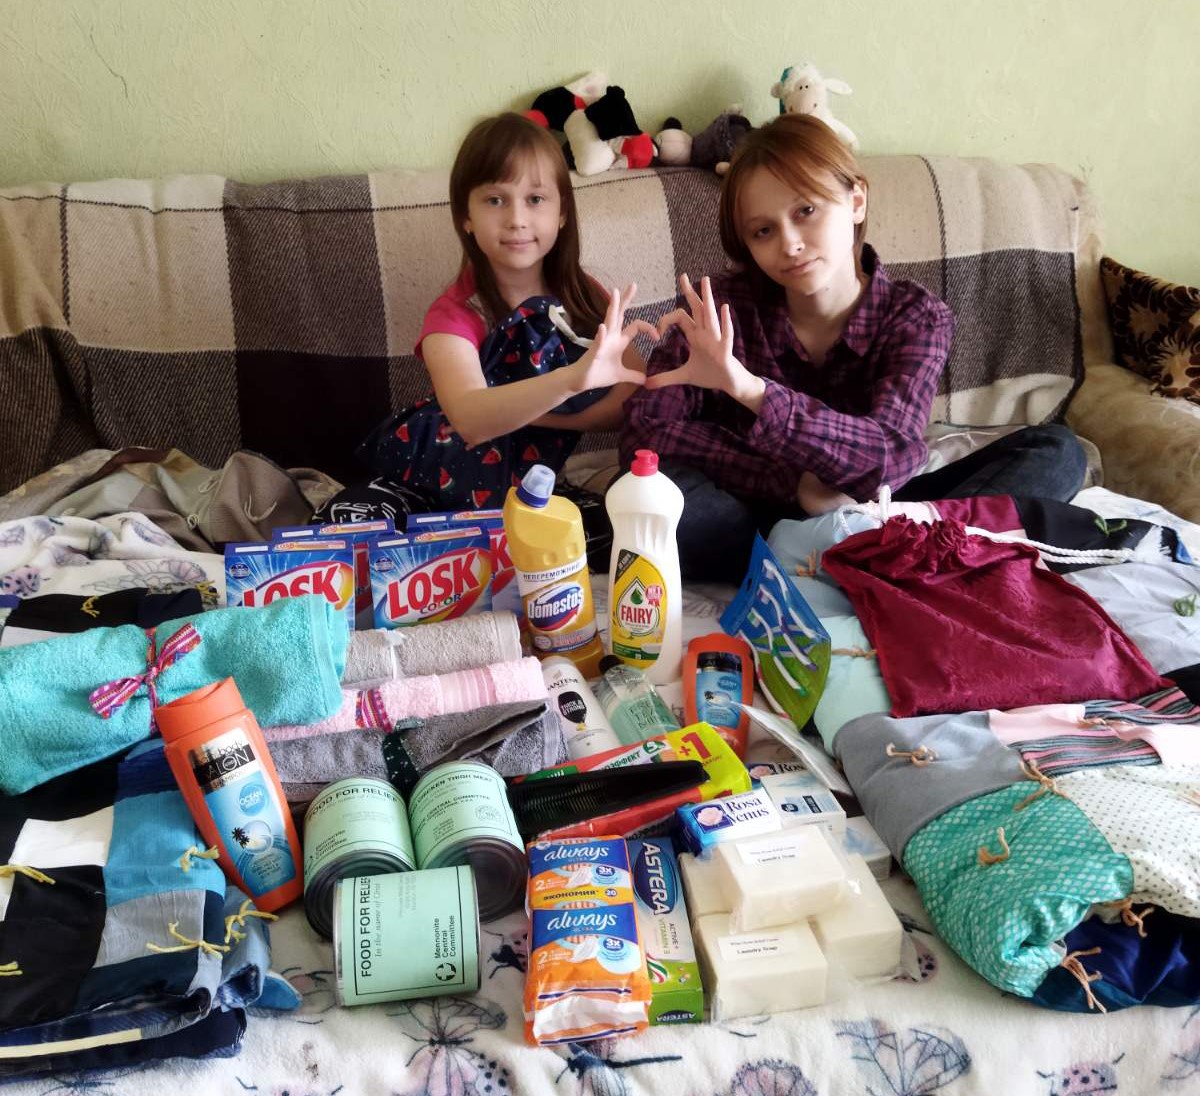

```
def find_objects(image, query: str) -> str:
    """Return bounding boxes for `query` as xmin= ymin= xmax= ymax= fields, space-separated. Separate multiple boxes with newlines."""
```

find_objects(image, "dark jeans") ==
xmin=662 ymin=423 xmax=1088 ymax=583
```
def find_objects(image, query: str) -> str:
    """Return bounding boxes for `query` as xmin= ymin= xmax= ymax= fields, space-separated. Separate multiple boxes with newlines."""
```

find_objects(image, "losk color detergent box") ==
xmin=271 ymin=519 xmax=394 ymax=629
xmin=627 ymin=838 xmax=704 ymax=1025
xmin=225 ymin=538 xmax=356 ymax=631
xmin=368 ymin=526 xmax=494 ymax=629
xmin=406 ymin=509 xmax=519 ymax=617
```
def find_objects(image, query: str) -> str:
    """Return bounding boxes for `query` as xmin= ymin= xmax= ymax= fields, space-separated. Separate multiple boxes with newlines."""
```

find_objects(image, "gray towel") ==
xmin=342 ymin=611 xmax=523 ymax=685
xmin=275 ymin=698 xmax=565 ymax=811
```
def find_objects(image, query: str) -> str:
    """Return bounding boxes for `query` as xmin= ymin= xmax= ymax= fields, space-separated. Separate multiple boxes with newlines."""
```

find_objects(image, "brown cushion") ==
xmin=1100 ymin=256 xmax=1200 ymax=404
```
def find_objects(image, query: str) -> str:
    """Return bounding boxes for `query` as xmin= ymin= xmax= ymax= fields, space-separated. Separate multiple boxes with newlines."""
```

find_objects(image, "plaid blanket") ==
xmin=0 ymin=160 xmax=1096 ymax=493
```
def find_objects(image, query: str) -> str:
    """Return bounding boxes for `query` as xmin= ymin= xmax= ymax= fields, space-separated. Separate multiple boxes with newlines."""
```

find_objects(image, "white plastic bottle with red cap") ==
xmin=605 ymin=449 xmax=684 ymax=684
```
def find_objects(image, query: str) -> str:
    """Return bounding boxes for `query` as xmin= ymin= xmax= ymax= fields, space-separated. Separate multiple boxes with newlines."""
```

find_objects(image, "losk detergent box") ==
xmin=406 ymin=509 xmax=519 ymax=617
xmin=271 ymin=519 xmax=394 ymax=629
xmin=225 ymin=538 xmax=356 ymax=631
xmin=368 ymin=526 xmax=494 ymax=629
xmin=627 ymin=838 xmax=704 ymax=1024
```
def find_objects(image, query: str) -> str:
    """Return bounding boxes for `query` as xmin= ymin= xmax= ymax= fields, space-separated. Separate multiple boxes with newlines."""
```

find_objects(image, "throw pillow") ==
xmin=1100 ymin=256 xmax=1200 ymax=405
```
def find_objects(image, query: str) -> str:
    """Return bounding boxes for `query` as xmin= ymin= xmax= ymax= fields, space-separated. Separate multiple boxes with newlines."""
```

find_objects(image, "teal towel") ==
xmin=0 ymin=595 xmax=348 ymax=794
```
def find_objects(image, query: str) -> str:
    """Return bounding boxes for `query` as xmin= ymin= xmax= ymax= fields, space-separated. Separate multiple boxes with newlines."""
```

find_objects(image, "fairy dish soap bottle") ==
xmin=503 ymin=464 xmax=605 ymax=678
xmin=605 ymin=449 xmax=684 ymax=684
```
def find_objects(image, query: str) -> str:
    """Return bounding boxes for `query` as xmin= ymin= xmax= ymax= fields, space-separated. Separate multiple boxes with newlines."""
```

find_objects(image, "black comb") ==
xmin=505 ymin=760 xmax=707 ymax=839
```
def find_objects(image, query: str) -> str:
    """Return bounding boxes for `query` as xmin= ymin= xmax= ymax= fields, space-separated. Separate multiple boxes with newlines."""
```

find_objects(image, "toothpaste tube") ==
xmin=525 ymin=837 xmax=651 ymax=1045
xmin=368 ymin=526 xmax=493 ymax=628
xmin=407 ymin=509 xmax=518 ymax=617
xmin=675 ymin=788 xmax=782 ymax=858
xmin=272 ymin=519 xmax=394 ymax=629
xmin=514 ymin=722 xmax=752 ymax=841
xmin=225 ymin=538 xmax=356 ymax=631
xmin=628 ymin=838 xmax=703 ymax=1024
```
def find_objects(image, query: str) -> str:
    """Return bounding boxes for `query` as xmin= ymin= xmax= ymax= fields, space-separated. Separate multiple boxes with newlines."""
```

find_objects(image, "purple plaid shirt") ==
xmin=621 ymin=246 xmax=954 ymax=506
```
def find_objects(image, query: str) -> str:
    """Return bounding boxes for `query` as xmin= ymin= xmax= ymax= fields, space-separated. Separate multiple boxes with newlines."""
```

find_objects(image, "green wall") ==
xmin=2 ymin=0 xmax=1197 ymax=282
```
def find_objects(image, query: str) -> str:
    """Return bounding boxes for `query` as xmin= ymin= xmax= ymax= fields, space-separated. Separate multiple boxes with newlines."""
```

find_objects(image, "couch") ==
xmin=2 ymin=156 xmax=1196 ymax=521
xmin=4 ymin=161 xmax=1200 ymax=1096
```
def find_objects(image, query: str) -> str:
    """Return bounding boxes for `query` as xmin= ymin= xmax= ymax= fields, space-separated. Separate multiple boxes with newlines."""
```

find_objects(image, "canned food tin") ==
xmin=408 ymin=761 xmax=526 ymax=920
xmin=303 ymin=777 xmax=415 ymax=939
xmin=333 ymin=867 xmax=481 ymax=1006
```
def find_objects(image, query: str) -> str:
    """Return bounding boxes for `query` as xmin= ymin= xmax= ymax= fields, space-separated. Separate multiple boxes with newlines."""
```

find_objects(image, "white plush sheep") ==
xmin=770 ymin=63 xmax=858 ymax=149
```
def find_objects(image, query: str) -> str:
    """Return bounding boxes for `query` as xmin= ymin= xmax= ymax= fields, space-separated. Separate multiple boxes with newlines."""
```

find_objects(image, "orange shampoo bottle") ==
xmin=156 ymin=677 xmax=303 ymax=912
xmin=683 ymin=633 xmax=755 ymax=757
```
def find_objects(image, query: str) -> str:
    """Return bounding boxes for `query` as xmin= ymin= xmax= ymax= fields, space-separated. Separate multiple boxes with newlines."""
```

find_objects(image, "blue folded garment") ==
xmin=0 ymin=595 xmax=348 ymax=794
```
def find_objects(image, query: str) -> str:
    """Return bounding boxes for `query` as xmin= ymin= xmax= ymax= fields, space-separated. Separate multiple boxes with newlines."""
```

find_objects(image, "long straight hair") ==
xmin=448 ymin=113 xmax=607 ymax=334
xmin=718 ymin=114 xmax=870 ymax=291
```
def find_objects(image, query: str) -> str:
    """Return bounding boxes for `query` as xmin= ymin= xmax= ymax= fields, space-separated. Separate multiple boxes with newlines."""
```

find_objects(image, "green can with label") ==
xmin=303 ymin=777 xmax=416 ymax=939
xmin=408 ymin=760 xmax=526 ymax=921
xmin=333 ymin=867 xmax=480 ymax=1007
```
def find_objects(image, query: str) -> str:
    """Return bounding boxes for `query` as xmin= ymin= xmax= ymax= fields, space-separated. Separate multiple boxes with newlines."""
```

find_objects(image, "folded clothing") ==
xmin=342 ymin=610 xmax=522 ymax=685
xmin=0 ymin=587 xmax=205 ymax=648
xmin=264 ymin=657 xmax=547 ymax=743
xmin=0 ymin=595 xmax=349 ymax=794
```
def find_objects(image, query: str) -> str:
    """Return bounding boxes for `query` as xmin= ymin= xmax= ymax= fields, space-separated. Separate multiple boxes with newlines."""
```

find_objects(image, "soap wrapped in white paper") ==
xmin=694 ymin=914 xmax=827 ymax=1021
xmin=678 ymin=851 xmax=730 ymax=921
xmin=810 ymin=854 xmax=903 ymax=978
xmin=716 ymin=826 xmax=848 ymax=932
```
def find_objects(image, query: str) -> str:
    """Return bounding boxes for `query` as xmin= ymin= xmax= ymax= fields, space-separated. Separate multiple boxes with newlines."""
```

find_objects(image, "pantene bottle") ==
xmin=503 ymin=464 xmax=604 ymax=678
xmin=157 ymin=677 xmax=303 ymax=913
xmin=606 ymin=450 xmax=684 ymax=684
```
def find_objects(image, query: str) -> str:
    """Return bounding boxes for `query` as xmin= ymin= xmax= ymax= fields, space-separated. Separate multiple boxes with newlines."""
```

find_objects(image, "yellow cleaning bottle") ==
xmin=503 ymin=465 xmax=605 ymax=679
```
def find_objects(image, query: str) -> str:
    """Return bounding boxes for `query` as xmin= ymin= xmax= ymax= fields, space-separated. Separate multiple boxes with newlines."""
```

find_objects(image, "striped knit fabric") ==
xmin=1013 ymin=687 xmax=1200 ymax=777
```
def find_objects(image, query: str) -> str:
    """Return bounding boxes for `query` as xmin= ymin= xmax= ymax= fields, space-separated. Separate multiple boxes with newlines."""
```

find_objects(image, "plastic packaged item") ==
xmin=809 ymin=854 xmax=903 ymax=978
xmin=720 ymin=536 xmax=831 ymax=730
xmin=715 ymin=826 xmax=850 ymax=933
xmin=741 ymin=704 xmax=853 ymax=796
xmin=503 ymin=465 xmax=604 ymax=678
xmin=694 ymin=913 xmax=827 ymax=1021
xmin=677 ymin=851 xmax=730 ymax=921
xmin=541 ymin=656 xmax=622 ymax=760
xmin=675 ymin=788 xmax=782 ymax=858
xmin=514 ymin=722 xmax=752 ymax=840
xmin=841 ymin=816 xmax=893 ymax=880
xmin=157 ymin=677 xmax=303 ymax=913
xmin=594 ymin=655 xmax=680 ymax=745
xmin=506 ymin=761 xmax=706 ymax=840
xmin=627 ymin=838 xmax=704 ymax=1024
xmin=525 ymin=837 xmax=651 ymax=1044
xmin=606 ymin=450 xmax=684 ymax=684
xmin=683 ymin=633 xmax=754 ymax=756
xmin=759 ymin=771 xmax=847 ymax=834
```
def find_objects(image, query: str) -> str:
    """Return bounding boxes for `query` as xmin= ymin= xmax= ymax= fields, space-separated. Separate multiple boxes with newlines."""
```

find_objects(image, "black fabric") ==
xmin=1167 ymin=664 xmax=1200 ymax=707
xmin=4 ymin=587 xmax=205 ymax=635
xmin=1012 ymin=497 xmax=1185 ymax=573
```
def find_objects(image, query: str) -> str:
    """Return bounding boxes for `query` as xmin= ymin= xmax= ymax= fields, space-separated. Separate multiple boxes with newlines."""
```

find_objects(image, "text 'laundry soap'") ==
xmin=503 ymin=464 xmax=604 ymax=679
xmin=606 ymin=450 xmax=683 ymax=684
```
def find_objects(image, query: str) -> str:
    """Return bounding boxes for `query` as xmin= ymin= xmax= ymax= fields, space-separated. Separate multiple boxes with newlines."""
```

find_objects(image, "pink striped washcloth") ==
xmin=263 ymin=656 xmax=548 ymax=742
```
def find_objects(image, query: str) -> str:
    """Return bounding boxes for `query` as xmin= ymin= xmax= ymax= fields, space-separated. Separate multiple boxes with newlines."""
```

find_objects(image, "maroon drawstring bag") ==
xmin=821 ymin=516 xmax=1170 ymax=717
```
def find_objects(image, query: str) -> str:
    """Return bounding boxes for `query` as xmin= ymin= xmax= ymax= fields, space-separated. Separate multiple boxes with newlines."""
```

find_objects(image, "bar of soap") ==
xmin=810 ymin=854 xmax=903 ymax=979
xmin=716 ymin=827 xmax=848 ymax=932
xmin=675 ymin=789 xmax=781 ymax=858
xmin=840 ymin=816 xmax=893 ymax=880
xmin=759 ymin=771 xmax=846 ymax=834
xmin=678 ymin=851 xmax=730 ymax=921
xmin=694 ymin=913 xmax=827 ymax=1021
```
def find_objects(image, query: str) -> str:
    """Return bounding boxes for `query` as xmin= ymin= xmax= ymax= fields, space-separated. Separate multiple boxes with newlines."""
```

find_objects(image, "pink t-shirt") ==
xmin=415 ymin=267 xmax=489 ymax=360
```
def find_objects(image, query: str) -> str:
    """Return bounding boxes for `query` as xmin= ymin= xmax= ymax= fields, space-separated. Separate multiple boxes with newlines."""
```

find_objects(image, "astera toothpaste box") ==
xmin=628 ymin=838 xmax=704 ymax=1025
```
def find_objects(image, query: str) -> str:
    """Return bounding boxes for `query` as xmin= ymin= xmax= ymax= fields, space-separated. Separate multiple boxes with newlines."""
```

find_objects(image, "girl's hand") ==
xmin=646 ymin=274 xmax=765 ymax=411
xmin=569 ymin=284 xmax=657 ymax=393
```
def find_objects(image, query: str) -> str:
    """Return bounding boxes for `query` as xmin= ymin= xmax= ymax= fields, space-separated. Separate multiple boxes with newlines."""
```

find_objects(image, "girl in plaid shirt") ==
xmin=621 ymin=114 xmax=1085 ymax=581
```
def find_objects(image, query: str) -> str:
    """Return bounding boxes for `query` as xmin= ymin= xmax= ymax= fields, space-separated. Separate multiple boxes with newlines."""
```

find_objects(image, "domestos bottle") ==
xmin=503 ymin=464 xmax=604 ymax=679
xmin=606 ymin=449 xmax=684 ymax=684
xmin=157 ymin=677 xmax=303 ymax=913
